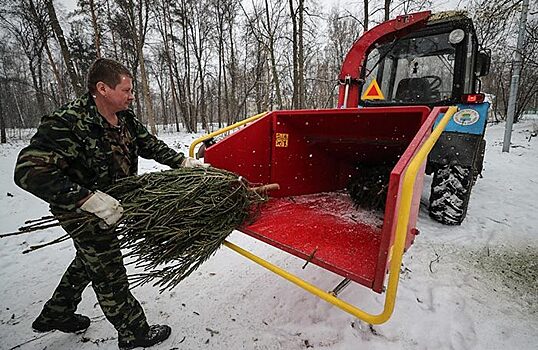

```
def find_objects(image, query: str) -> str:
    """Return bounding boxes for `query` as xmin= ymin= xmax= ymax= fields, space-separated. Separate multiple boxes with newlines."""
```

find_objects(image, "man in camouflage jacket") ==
xmin=14 ymin=58 xmax=206 ymax=349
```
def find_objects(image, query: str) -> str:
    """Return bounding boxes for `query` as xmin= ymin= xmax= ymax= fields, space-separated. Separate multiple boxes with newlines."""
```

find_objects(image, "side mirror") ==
xmin=476 ymin=51 xmax=491 ymax=77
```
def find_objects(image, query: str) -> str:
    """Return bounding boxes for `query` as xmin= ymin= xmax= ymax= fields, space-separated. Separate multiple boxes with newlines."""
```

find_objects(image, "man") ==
xmin=14 ymin=58 xmax=207 ymax=349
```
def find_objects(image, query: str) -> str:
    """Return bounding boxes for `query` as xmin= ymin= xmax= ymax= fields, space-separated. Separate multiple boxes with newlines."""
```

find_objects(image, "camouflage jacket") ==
xmin=14 ymin=93 xmax=185 ymax=211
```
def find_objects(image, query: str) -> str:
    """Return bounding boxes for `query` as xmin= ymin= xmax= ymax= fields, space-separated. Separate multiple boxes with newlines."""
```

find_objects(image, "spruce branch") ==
xmin=3 ymin=167 xmax=276 ymax=291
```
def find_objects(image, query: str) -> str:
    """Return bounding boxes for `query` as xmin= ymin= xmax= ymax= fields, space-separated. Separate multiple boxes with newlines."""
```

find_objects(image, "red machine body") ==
xmin=205 ymin=106 xmax=440 ymax=292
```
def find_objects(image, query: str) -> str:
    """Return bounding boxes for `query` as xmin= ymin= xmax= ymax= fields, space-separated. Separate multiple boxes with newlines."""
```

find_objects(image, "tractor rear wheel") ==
xmin=428 ymin=164 xmax=474 ymax=225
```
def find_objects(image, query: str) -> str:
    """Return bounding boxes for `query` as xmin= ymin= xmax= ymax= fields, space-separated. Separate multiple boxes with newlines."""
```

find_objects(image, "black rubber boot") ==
xmin=32 ymin=313 xmax=90 ymax=333
xmin=118 ymin=324 xmax=172 ymax=350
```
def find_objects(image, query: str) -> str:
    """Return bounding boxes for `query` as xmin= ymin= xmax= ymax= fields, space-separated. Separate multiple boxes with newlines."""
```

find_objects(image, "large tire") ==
xmin=428 ymin=164 xmax=474 ymax=225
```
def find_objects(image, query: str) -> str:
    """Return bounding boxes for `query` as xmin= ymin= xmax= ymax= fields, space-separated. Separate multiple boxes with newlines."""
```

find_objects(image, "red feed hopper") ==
xmin=204 ymin=106 xmax=432 ymax=293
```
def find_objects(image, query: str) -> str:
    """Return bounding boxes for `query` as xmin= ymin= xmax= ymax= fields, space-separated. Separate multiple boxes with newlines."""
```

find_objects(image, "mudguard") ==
xmin=435 ymin=103 xmax=489 ymax=135
xmin=428 ymin=103 xmax=489 ymax=169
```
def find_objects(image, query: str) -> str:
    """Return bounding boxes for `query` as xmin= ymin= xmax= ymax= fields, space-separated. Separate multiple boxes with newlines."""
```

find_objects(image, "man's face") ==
xmin=104 ymin=75 xmax=134 ymax=112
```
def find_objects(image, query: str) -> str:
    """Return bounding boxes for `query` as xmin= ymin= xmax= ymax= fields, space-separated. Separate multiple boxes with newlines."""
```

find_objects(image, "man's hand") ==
xmin=80 ymin=190 xmax=123 ymax=226
xmin=182 ymin=157 xmax=210 ymax=168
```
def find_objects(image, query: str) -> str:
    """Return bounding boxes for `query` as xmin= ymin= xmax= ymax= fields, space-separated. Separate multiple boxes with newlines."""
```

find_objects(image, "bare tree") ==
xmin=391 ymin=0 xmax=432 ymax=15
xmin=514 ymin=17 xmax=538 ymax=119
xmin=243 ymin=0 xmax=286 ymax=109
xmin=212 ymin=0 xmax=240 ymax=125
xmin=187 ymin=1 xmax=212 ymax=131
xmin=104 ymin=0 xmax=120 ymax=59
xmin=6 ymin=0 xmax=533 ymax=137
xmin=363 ymin=0 xmax=369 ymax=32
xmin=289 ymin=0 xmax=306 ymax=109
xmin=148 ymin=46 xmax=170 ymax=127
xmin=470 ymin=0 xmax=538 ymax=121
xmin=176 ymin=0 xmax=196 ymax=132
xmin=87 ymin=0 xmax=102 ymax=58
xmin=225 ymin=1 xmax=240 ymax=120
xmin=115 ymin=0 xmax=157 ymax=134
xmin=384 ymin=0 xmax=391 ymax=20
xmin=0 ymin=78 xmax=5 ymax=143
xmin=0 ymin=0 xmax=60 ymax=114
xmin=151 ymin=0 xmax=181 ymax=131
xmin=27 ymin=0 xmax=66 ymax=104
xmin=0 ymin=37 xmax=37 ymax=132
xmin=44 ymin=0 xmax=83 ymax=95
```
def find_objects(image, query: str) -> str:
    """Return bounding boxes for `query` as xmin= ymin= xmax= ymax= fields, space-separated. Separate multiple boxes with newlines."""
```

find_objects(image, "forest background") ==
xmin=0 ymin=0 xmax=537 ymax=142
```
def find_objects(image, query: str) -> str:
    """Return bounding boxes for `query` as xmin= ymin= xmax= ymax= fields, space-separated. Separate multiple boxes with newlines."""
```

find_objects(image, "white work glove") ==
xmin=182 ymin=156 xmax=210 ymax=168
xmin=80 ymin=190 xmax=124 ymax=226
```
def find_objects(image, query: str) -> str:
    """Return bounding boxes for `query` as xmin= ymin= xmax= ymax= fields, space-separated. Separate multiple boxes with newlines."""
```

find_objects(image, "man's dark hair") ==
xmin=87 ymin=58 xmax=133 ymax=94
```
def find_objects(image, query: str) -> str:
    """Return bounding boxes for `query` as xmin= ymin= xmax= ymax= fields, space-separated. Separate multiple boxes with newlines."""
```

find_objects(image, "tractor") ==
xmin=338 ymin=10 xmax=491 ymax=225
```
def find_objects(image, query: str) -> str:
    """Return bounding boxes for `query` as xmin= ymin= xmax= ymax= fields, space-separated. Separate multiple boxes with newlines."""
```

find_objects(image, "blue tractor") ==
xmin=338 ymin=10 xmax=491 ymax=225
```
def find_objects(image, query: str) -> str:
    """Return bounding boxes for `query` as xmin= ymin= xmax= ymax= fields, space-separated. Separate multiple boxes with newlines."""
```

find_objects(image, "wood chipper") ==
xmin=189 ymin=10 xmax=489 ymax=324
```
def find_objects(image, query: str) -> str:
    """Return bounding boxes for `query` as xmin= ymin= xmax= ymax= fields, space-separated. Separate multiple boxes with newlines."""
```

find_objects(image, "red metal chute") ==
xmin=205 ymin=106 xmax=432 ymax=292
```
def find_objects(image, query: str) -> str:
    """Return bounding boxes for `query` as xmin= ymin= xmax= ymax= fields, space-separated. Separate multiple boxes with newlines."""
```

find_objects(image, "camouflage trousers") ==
xmin=36 ymin=215 xmax=149 ymax=341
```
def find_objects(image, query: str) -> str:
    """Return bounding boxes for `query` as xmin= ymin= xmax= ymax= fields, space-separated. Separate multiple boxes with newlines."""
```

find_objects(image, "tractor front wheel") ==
xmin=428 ymin=164 xmax=474 ymax=225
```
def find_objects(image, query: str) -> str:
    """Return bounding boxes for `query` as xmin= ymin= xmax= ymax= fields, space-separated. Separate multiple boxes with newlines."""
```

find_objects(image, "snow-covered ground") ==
xmin=1 ymin=119 xmax=537 ymax=350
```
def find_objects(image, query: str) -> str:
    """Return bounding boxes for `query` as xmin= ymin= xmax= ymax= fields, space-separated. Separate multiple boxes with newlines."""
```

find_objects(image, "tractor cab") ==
xmin=359 ymin=12 xmax=490 ymax=108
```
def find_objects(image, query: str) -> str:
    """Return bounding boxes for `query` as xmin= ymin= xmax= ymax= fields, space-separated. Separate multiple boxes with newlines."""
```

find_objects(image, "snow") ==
xmin=1 ymin=119 xmax=537 ymax=350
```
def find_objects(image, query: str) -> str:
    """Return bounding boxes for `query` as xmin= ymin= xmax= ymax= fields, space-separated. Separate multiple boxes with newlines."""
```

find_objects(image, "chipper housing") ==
xmin=204 ymin=106 xmax=440 ymax=293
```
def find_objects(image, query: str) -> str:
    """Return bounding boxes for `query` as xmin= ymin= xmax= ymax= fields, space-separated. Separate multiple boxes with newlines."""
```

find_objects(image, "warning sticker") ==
xmin=275 ymin=133 xmax=289 ymax=147
xmin=361 ymin=79 xmax=385 ymax=100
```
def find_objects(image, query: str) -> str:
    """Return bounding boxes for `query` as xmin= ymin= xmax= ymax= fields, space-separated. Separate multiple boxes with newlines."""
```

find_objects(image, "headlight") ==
xmin=449 ymin=29 xmax=465 ymax=44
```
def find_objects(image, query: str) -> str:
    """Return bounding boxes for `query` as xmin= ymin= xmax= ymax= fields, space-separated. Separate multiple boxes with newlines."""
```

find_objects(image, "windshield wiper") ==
xmin=437 ymin=55 xmax=454 ymax=75
xmin=364 ymin=38 xmax=400 ymax=79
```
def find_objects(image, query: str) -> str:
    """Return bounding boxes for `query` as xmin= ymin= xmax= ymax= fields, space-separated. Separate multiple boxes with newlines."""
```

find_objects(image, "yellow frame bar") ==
xmin=190 ymin=106 xmax=457 ymax=324
xmin=189 ymin=112 xmax=269 ymax=158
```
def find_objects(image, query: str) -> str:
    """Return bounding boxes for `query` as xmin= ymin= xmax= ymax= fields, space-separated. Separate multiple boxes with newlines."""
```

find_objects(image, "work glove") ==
xmin=80 ymin=190 xmax=124 ymax=226
xmin=182 ymin=156 xmax=210 ymax=168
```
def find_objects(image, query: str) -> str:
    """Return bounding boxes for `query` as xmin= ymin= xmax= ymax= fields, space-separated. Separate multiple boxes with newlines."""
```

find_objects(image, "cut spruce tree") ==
xmin=2 ymin=167 xmax=277 ymax=291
